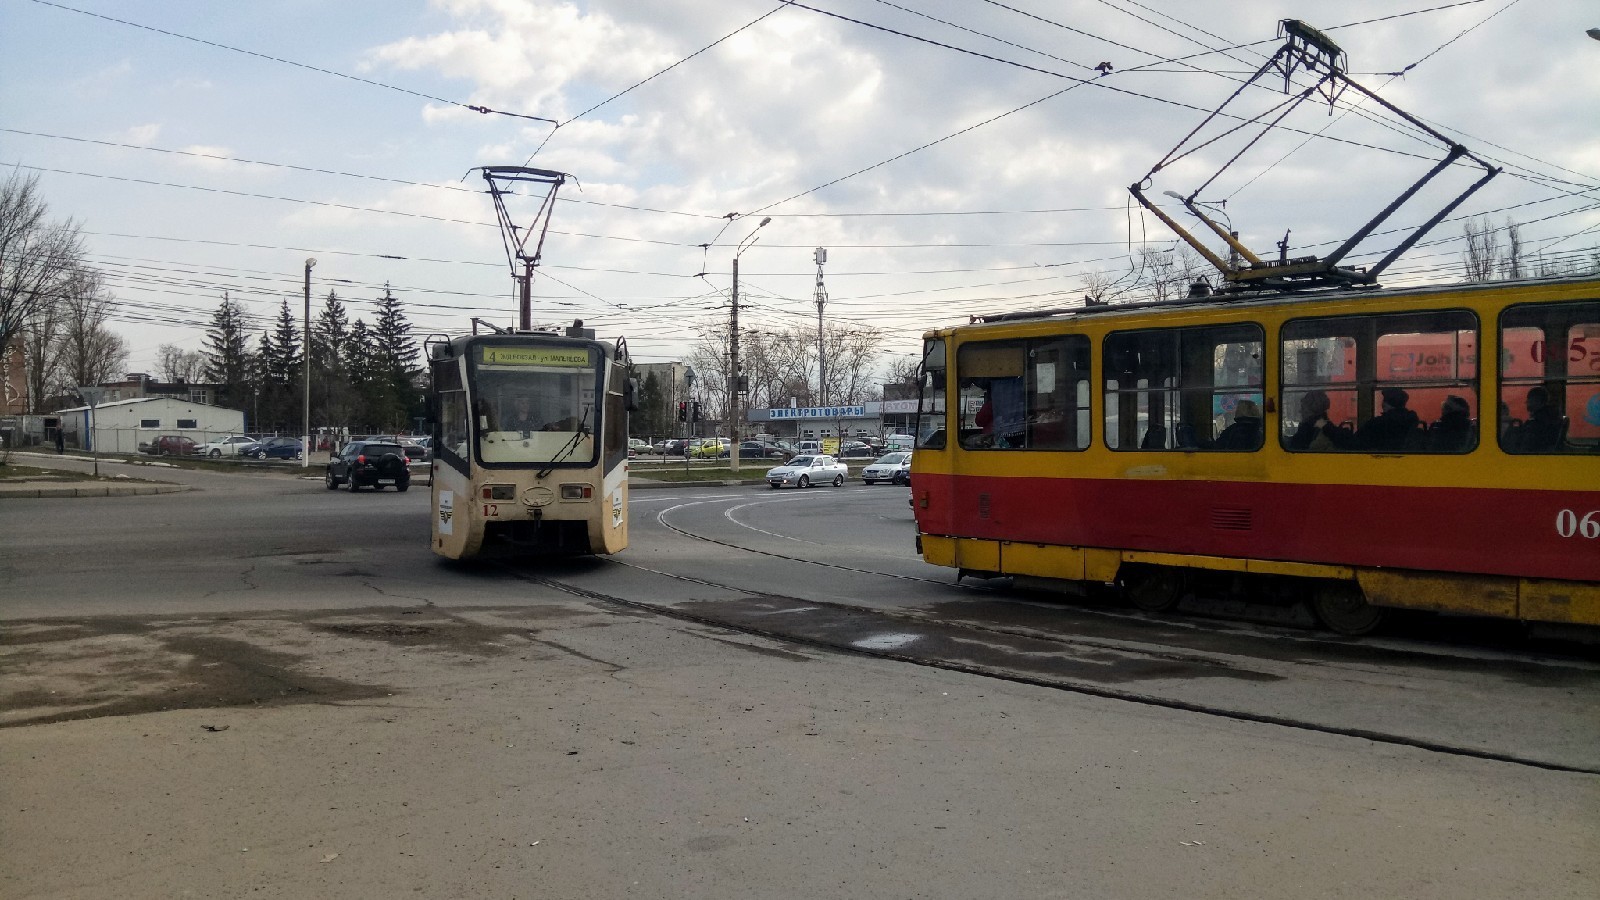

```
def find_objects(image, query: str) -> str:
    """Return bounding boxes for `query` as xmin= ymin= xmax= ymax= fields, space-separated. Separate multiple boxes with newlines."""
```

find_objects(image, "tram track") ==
xmin=496 ymin=492 xmax=1600 ymax=775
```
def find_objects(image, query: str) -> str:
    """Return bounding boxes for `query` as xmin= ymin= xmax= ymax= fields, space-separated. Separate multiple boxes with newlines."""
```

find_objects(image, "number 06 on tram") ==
xmin=427 ymin=325 xmax=635 ymax=560
xmin=910 ymin=276 xmax=1600 ymax=634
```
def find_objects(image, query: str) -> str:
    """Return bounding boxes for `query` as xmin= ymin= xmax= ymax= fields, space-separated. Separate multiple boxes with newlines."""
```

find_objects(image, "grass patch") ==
xmin=0 ymin=464 xmax=122 ymax=483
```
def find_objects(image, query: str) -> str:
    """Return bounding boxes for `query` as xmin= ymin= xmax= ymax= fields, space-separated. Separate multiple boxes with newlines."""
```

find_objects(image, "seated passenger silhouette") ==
xmin=1509 ymin=386 xmax=1562 ymax=452
xmin=1356 ymin=388 xmax=1419 ymax=451
xmin=1287 ymin=390 xmax=1352 ymax=450
xmin=1212 ymin=399 xmax=1262 ymax=450
xmin=1429 ymin=395 xmax=1474 ymax=452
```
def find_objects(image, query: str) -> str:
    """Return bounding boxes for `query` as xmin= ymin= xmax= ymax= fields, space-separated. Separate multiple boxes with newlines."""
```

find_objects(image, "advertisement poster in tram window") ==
xmin=1504 ymin=326 xmax=1600 ymax=440
xmin=1377 ymin=330 xmax=1478 ymax=422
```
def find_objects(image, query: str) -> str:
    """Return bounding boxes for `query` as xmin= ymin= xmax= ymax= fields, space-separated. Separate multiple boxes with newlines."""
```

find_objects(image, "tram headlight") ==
xmin=560 ymin=483 xmax=593 ymax=501
xmin=483 ymin=484 xmax=516 ymax=501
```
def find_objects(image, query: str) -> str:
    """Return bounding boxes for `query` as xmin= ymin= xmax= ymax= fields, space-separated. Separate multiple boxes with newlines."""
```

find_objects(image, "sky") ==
xmin=3 ymin=0 xmax=1598 ymax=379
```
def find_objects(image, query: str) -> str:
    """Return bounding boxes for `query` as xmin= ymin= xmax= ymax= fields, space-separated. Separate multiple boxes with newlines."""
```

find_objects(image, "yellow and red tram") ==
xmin=910 ymin=276 xmax=1600 ymax=633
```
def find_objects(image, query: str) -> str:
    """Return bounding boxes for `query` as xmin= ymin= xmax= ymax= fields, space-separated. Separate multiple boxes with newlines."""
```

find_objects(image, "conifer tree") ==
xmin=201 ymin=293 xmax=253 ymax=409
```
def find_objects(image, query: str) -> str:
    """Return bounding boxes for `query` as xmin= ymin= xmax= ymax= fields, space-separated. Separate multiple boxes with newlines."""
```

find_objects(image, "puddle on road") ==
xmin=0 ymin=603 xmax=611 ymax=727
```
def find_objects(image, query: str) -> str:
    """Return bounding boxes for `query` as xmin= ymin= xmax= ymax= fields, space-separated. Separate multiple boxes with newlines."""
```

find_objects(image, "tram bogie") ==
xmin=911 ymin=276 xmax=1600 ymax=635
xmin=427 ymin=326 xmax=633 ymax=561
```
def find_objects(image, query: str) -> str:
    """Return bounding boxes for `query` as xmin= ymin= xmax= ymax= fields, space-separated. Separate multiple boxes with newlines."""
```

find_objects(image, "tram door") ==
xmin=430 ymin=349 xmax=481 ymax=559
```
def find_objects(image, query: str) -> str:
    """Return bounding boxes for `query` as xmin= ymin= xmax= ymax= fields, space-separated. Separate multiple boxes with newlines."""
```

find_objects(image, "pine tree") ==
xmin=314 ymin=289 xmax=352 ymax=428
xmin=346 ymin=318 xmax=392 ymax=431
xmin=201 ymin=293 xmax=253 ymax=409
xmin=372 ymin=284 xmax=422 ymax=429
xmin=268 ymin=299 xmax=301 ymax=384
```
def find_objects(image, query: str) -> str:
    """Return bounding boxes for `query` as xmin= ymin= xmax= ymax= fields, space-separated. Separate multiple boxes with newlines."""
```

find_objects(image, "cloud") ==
xmin=123 ymin=124 xmax=162 ymax=146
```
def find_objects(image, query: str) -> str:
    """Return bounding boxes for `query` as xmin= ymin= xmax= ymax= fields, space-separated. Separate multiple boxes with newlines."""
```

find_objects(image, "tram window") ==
xmin=955 ymin=335 xmax=1090 ymax=451
xmin=1499 ymin=301 xmax=1600 ymax=454
xmin=1103 ymin=324 xmax=1263 ymax=451
xmin=917 ymin=338 xmax=947 ymax=450
xmin=1281 ymin=310 xmax=1479 ymax=453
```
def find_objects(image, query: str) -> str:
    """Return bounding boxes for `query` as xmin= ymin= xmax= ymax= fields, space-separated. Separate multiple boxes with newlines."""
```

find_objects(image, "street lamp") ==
xmin=302 ymin=257 xmax=315 ymax=468
xmin=729 ymin=216 xmax=770 ymax=474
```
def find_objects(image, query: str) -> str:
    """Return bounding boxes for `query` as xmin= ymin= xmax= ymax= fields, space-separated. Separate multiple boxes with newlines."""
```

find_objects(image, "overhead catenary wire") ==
xmin=23 ymin=0 xmax=557 ymax=123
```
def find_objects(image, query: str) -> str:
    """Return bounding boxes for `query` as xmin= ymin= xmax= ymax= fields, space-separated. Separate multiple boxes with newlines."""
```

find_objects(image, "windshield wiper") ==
xmin=536 ymin=405 xmax=591 ymax=479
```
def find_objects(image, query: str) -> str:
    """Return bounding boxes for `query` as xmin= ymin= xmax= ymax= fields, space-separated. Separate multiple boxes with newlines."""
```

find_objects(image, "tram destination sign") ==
xmin=479 ymin=346 xmax=592 ymax=367
xmin=768 ymin=405 xmax=866 ymax=419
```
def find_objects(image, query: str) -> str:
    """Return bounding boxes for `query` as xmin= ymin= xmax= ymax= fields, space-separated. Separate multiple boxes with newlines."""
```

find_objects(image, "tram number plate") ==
xmin=1556 ymin=509 xmax=1600 ymax=539
xmin=483 ymin=503 xmax=500 ymax=517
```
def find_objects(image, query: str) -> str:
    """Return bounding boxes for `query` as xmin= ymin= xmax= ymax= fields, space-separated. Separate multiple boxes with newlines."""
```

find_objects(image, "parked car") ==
xmin=723 ymin=440 xmax=791 ymax=460
xmin=147 ymin=435 xmax=199 ymax=456
xmin=325 ymin=441 xmax=411 ymax=492
xmin=861 ymin=451 xmax=912 ymax=485
xmin=246 ymin=437 xmax=303 ymax=460
xmin=690 ymin=438 xmax=729 ymax=459
xmin=661 ymin=439 xmax=689 ymax=456
xmin=795 ymin=440 xmax=822 ymax=455
xmin=837 ymin=440 xmax=876 ymax=459
xmin=628 ymin=438 xmax=650 ymax=455
xmin=197 ymin=435 xmax=258 ymax=458
xmin=765 ymin=454 xmax=849 ymax=489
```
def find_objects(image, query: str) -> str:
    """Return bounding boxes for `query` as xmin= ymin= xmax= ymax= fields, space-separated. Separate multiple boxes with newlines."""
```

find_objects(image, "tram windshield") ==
xmin=468 ymin=343 xmax=600 ymax=466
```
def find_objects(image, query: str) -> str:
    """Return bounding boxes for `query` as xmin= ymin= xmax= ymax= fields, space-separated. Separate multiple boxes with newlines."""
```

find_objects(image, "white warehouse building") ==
xmin=55 ymin=396 xmax=246 ymax=454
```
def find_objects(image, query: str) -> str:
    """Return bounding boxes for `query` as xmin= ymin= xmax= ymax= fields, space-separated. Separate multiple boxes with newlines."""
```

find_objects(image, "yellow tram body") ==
xmin=911 ymin=276 xmax=1600 ymax=632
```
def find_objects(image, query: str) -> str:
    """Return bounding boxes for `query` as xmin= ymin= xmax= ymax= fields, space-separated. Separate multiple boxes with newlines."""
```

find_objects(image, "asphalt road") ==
xmin=2 ymin=455 xmax=1597 ymax=898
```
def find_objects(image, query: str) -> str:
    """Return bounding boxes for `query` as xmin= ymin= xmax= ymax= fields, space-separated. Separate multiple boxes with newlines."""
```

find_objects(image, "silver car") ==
xmin=860 ymin=451 xmax=911 ymax=485
xmin=765 ymin=454 xmax=848 ymax=489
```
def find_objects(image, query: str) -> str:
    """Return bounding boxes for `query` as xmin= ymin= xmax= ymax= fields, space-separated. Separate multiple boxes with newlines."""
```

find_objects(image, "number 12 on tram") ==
xmin=427 ymin=327 xmax=636 ymax=560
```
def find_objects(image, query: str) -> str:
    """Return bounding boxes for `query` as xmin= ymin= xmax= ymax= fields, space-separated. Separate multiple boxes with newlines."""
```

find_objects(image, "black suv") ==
xmin=325 ymin=441 xmax=411 ymax=492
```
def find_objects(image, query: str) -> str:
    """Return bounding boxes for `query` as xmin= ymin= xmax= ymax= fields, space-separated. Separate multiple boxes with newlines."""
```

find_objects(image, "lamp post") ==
xmin=729 ymin=216 xmax=770 ymax=474
xmin=302 ymin=257 xmax=315 ymax=468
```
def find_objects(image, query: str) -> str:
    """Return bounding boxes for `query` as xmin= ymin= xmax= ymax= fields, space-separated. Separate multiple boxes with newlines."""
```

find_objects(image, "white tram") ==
xmin=426 ymin=322 xmax=635 ymax=560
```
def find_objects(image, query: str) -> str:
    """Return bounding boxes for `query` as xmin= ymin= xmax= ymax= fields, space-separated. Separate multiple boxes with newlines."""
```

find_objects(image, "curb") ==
xmin=0 ymin=482 xmax=189 ymax=499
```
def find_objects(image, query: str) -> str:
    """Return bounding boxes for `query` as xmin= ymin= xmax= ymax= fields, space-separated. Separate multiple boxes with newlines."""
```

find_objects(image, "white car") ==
xmin=860 ymin=451 xmax=911 ymax=485
xmin=766 ymin=454 xmax=848 ymax=489
xmin=198 ymin=435 xmax=258 ymax=458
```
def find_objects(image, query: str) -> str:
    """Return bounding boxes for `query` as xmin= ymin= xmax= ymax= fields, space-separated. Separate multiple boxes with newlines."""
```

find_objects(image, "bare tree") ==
xmin=822 ymin=325 xmax=884 ymax=406
xmin=0 ymin=170 xmax=84 ymax=355
xmin=686 ymin=322 xmax=886 ymax=428
xmin=1500 ymin=220 xmax=1523 ymax=281
xmin=1463 ymin=217 xmax=1502 ymax=281
xmin=55 ymin=266 xmax=126 ymax=393
xmin=156 ymin=343 xmax=206 ymax=383
xmin=1126 ymin=245 xmax=1210 ymax=303
xmin=22 ymin=298 xmax=63 ymax=412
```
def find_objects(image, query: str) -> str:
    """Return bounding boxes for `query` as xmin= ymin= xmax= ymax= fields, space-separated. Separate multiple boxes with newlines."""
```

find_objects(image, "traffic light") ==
xmin=692 ymin=401 xmax=701 ymax=422
xmin=677 ymin=401 xmax=687 ymax=422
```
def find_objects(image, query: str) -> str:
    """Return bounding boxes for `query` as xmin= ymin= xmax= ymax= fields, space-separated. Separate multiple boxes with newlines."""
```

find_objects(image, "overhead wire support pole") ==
xmin=729 ymin=217 xmax=771 ymax=475
xmin=472 ymin=165 xmax=571 ymax=331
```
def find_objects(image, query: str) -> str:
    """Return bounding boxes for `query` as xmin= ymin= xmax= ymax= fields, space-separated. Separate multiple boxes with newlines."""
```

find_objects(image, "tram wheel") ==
xmin=1312 ymin=581 xmax=1387 ymax=636
xmin=1123 ymin=565 xmax=1184 ymax=612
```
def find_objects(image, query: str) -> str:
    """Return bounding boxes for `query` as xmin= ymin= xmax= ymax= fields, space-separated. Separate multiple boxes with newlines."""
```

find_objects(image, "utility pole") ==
xmin=814 ymin=247 xmax=834 ymax=447
xmin=730 ymin=254 xmax=740 ymax=471
xmin=302 ymin=257 xmax=315 ymax=468
xmin=729 ymin=217 xmax=770 ymax=474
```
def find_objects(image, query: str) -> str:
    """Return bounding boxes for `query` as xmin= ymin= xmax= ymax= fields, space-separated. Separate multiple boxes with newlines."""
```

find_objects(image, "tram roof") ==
xmin=955 ymin=274 xmax=1600 ymax=331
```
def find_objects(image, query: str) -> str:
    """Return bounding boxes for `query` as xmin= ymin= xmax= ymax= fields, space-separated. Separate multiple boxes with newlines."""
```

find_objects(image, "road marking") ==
xmin=852 ymin=632 xmax=921 ymax=650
